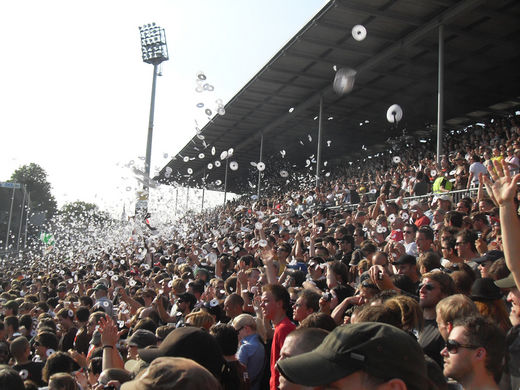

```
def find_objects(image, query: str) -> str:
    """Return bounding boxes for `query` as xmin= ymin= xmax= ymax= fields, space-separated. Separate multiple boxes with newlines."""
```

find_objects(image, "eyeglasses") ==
xmin=445 ymin=339 xmax=480 ymax=354
xmin=236 ymin=326 xmax=245 ymax=333
xmin=418 ymin=283 xmax=435 ymax=291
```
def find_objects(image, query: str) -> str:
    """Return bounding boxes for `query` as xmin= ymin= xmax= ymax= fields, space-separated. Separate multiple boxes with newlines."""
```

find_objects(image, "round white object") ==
xmin=352 ymin=25 xmax=367 ymax=41
xmin=386 ymin=104 xmax=403 ymax=123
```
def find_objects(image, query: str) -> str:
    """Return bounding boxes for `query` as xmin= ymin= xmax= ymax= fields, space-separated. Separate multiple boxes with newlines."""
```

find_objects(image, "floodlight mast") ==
xmin=138 ymin=23 xmax=168 ymax=214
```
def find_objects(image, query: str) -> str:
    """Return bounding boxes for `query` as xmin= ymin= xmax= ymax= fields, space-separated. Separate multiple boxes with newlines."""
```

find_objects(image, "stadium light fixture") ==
xmin=136 ymin=23 xmax=169 ymax=216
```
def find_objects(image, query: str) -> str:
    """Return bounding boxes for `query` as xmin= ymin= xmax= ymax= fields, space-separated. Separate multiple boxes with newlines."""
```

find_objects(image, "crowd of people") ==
xmin=0 ymin=115 xmax=520 ymax=390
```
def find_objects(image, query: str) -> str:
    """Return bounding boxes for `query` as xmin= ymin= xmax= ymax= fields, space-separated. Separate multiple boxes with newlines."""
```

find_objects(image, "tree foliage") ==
xmin=60 ymin=201 xmax=110 ymax=225
xmin=10 ymin=163 xmax=57 ymax=219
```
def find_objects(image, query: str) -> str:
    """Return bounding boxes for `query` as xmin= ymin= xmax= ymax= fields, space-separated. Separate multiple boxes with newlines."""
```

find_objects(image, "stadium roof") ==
xmin=157 ymin=0 xmax=520 ymax=194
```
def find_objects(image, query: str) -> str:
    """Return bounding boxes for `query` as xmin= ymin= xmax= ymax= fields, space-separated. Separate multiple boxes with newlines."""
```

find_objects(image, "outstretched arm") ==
xmin=482 ymin=160 xmax=520 ymax=288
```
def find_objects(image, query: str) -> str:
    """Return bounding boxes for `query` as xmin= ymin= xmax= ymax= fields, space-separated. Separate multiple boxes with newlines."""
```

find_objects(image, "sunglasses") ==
xmin=418 ymin=283 xmax=435 ymax=291
xmin=445 ymin=339 xmax=479 ymax=354
xmin=403 ymin=231 xmax=413 ymax=234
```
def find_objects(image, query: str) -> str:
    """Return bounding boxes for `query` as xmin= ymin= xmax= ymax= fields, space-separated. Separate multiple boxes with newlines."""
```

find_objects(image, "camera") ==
xmin=322 ymin=292 xmax=332 ymax=302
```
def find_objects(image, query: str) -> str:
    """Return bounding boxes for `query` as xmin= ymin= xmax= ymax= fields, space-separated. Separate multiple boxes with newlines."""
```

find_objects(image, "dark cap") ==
xmin=277 ymin=322 xmax=428 ymax=390
xmin=470 ymin=278 xmax=503 ymax=301
xmin=473 ymin=250 xmax=504 ymax=264
xmin=121 ymin=356 xmax=221 ymax=390
xmin=127 ymin=329 xmax=157 ymax=349
xmin=138 ymin=327 xmax=225 ymax=379
xmin=495 ymin=273 xmax=516 ymax=289
xmin=395 ymin=254 xmax=416 ymax=266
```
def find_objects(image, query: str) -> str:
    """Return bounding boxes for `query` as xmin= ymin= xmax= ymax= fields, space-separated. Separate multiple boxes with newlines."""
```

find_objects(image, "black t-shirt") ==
xmin=59 ymin=326 xmax=78 ymax=352
xmin=418 ymin=319 xmax=445 ymax=368
xmin=13 ymin=361 xmax=45 ymax=386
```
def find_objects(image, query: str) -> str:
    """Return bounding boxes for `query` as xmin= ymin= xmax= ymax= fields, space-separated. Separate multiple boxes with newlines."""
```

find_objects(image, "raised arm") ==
xmin=482 ymin=160 xmax=520 ymax=288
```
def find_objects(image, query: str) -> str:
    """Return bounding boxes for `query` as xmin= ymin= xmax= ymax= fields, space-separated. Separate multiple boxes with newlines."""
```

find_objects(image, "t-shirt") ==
xmin=269 ymin=316 xmax=296 ymax=390
xmin=469 ymin=162 xmax=488 ymax=185
xmin=13 ymin=361 xmax=45 ymax=386
xmin=237 ymin=334 xmax=265 ymax=390
xmin=418 ymin=319 xmax=445 ymax=368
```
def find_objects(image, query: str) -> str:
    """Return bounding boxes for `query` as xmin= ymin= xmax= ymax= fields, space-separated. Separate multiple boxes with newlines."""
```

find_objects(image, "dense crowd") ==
xmin=1 ymin=115 xmax=520 ymax=390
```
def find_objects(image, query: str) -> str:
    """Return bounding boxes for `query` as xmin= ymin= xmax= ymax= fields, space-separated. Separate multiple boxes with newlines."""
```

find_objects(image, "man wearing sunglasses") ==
xmin=418 ymin=271 xmax=456 ymax=368
xmin=441 ymin=315 xmax=505 ymax=390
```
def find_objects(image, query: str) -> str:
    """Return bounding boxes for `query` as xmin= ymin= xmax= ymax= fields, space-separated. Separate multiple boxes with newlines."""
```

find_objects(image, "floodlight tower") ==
xmin=138 ymin=23 xmax=168 ymax=213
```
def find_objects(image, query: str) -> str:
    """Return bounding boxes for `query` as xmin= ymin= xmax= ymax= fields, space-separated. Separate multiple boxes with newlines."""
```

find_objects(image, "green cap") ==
xmin=277 ymin=322 xmax=428 ymax=390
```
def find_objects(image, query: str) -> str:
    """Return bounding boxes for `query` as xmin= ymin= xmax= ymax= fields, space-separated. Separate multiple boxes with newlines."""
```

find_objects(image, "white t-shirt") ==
xmin=469 ymin=162 xmax=487 ymax=185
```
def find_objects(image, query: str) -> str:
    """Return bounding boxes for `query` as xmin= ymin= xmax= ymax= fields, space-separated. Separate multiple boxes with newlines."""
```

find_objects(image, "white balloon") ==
xmin=229 ymin=161 xmax=238 ymax=171
xmin=257 ymin=162 xmax=265 ymax=171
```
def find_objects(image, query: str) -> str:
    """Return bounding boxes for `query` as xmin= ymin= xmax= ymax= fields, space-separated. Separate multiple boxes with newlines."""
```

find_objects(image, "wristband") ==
xmin=102 ymin=345 xmax=114 ymax=349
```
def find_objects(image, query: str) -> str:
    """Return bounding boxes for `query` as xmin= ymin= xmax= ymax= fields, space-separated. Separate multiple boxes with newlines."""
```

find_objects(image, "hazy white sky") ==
xmin=1 ymin=0 xmax=328 ymax=215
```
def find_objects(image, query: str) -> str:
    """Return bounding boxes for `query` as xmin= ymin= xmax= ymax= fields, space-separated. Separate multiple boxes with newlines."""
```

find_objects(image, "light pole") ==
xmin=138 ymin=22 xmax=169 ymax=214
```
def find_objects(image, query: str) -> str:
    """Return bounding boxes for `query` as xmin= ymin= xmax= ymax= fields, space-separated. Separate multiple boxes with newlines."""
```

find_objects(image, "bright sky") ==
xmin=0 ymin=0 xmax=328 ymax=217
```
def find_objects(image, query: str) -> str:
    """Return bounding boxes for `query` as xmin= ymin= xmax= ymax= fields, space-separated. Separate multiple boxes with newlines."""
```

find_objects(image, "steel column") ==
xmin=315 ymin=95 xmax=324 ymax=187
xmin=436 ymin=24 xmax=444 ymax=164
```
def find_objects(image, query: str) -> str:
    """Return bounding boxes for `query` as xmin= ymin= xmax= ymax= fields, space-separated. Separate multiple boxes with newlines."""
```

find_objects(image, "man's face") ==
xmin=308 ymin=262 xmax=323 ymax=280
xmin=455 ymin=238 xmax=470 ymax=258
xmin=397 ymin=263 xmax=415 ymax=279
xmin=59 ymin=316 xmax=71 ymax=331
xmin=436 ymin=310 xmax=450 ymax=341
xmin=507 ymin=288 xmax=520 ymax=326
xmin=456 ymin=202 xmax=469 ymax=214
xmin=260 ymin=291 xmax=281 ymax=321
xmin=292 ymin=297 xmax=312 ymax=323
xmin=35 ymin=343 xmax=47 ymax=359
xmin=248 ymin=270 xmax=260 ymax=287
xmin=441 ymin=326 xmax=477 ymax=382
xmin=415 ymin=232 xmax=432 ymax=252
xmin=224 ymin=297 xmax=236 ymax=318
xmin=402 ymin=227 xmax=415 ymax=243
xmin=419 ymin=278 xmax=444 ymax=309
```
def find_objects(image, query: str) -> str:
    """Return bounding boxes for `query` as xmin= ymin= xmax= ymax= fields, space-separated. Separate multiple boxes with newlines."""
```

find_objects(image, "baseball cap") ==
xmin=394 ymin=254 xmax=416 ymax=266
xmin=473 ymin=250 xmax=504 ymax=264
xmin=127 ymin=329 xmax=157 ymax=349
xmin=93 ymin=283 xmax=108 ymax=291
xmin=277 ymin=322 xmax=428 ymax=390
xmin=121 ymin=357 xmax=220 ymax=390
xmin=138 ymin=327 xmax=225 ymax=379
xmin=495 ymin=273 xmax=517 ymax=289
xmin=408 ymin=201 xmax=420 ymax=211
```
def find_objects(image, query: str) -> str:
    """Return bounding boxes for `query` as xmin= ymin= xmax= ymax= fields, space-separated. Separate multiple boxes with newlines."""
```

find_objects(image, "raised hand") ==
xmin=482 ymin=160 xmax=520 ymax=206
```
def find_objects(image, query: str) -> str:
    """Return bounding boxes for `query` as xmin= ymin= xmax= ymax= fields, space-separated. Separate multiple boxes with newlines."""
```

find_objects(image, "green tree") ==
xmin=60 ymin=201 xmax=110 ymax=225
xmin=10 ymin=163 xmax=57 ymax=219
